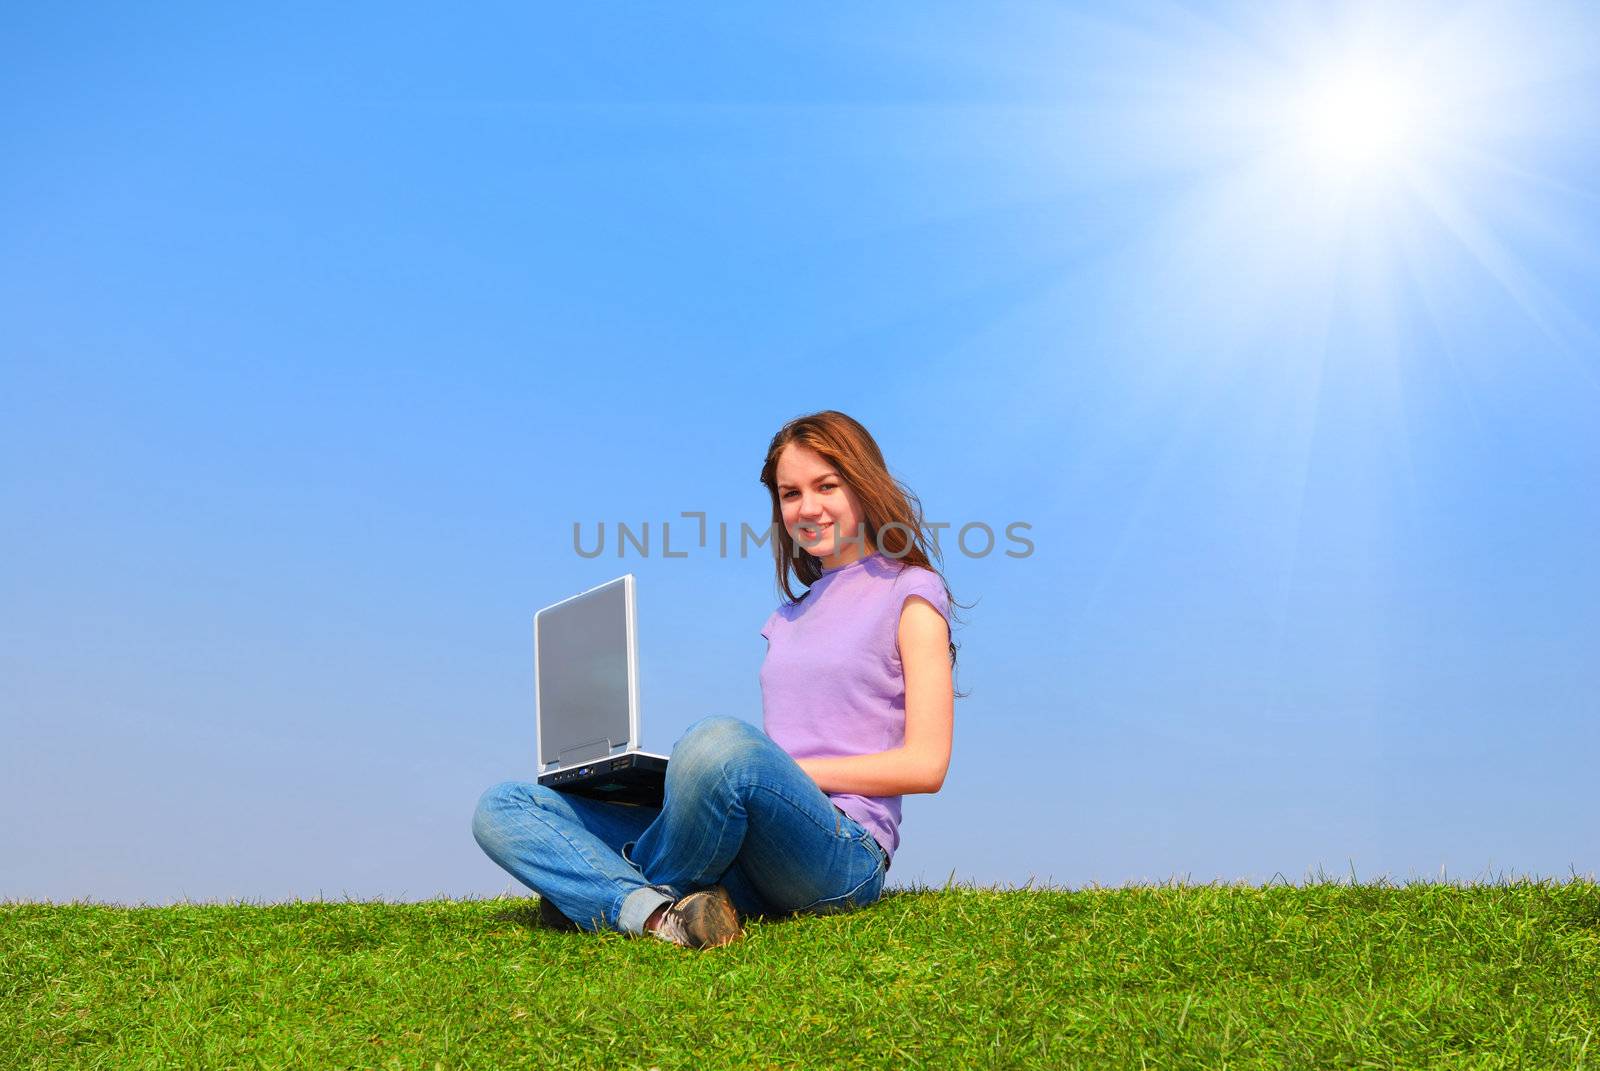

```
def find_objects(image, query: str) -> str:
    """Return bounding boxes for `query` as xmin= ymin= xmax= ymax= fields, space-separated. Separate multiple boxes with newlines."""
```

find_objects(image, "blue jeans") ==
xmin=472 ymin=716 xmax=890 ymax=934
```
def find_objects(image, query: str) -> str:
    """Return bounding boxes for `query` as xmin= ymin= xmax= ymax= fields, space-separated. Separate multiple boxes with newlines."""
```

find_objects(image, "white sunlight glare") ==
xmin=1293 ymin=66 xmax=1419 ymax=177
xmin=1109 ymin=3 xmax=1590 ymax=329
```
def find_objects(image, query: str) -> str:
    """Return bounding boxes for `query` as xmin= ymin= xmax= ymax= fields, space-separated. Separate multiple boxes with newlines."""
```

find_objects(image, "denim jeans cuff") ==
xmin=617 ymin=885 xmax=675 ymax=935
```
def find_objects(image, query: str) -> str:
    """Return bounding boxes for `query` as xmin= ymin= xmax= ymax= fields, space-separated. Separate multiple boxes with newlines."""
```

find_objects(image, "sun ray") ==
xmin=1402 ymin=159 xmax=1600 ymax=396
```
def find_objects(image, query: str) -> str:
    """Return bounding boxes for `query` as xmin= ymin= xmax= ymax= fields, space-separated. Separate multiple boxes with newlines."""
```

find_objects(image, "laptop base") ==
xmin=539 ymin=752 xmax=667 ymax=808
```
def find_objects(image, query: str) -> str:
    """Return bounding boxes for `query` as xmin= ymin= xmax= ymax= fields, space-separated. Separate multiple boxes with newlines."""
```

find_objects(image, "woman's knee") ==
xmin=472 ymin=780 xmax=556 ymax=849
xmin=669 ymin=716 xmax=766 ymax=786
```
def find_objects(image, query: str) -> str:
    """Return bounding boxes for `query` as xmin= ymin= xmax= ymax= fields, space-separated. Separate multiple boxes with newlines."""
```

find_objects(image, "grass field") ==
xmin=6 ymin=880 xmax=1599 ymax=1069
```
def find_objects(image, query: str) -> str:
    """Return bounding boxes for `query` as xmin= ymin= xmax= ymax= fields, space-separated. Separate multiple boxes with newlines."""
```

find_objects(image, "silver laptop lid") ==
xmin=534 ymin=574 xmax=640 ymax=772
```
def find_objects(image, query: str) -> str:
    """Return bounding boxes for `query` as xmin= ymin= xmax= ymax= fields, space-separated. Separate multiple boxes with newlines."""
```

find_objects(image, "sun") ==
xmin=1294 ymin=66 xmax=1420 ymax=177
xmin=1002 ymin=2 xmax=1588 ymax=352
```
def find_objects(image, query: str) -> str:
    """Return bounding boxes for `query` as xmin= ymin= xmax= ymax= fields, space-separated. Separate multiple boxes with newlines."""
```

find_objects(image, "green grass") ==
xmin=6 ymin=880 xmax=1599 ymax=1069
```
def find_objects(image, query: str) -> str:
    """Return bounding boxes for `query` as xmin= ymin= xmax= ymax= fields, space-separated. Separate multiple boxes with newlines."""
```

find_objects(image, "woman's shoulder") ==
xmin=878 ymin=559 xmax=950 ymax=615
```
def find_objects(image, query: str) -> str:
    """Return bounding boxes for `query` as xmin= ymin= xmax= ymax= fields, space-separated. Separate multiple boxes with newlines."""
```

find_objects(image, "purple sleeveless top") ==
xmin=759 ymin=552 xmax=951 ymax=863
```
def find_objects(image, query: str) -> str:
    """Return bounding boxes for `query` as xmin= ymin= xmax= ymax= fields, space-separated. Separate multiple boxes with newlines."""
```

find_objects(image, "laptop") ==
xmin=534 ymin=574 xmax=668 ymax=807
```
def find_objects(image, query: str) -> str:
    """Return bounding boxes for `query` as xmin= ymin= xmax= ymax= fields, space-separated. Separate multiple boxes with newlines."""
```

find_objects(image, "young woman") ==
xmin=472 ymin=410 xmax=960 ymax=948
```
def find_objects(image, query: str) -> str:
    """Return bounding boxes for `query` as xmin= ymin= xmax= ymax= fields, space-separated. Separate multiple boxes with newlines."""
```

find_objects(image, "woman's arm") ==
xmin=795 ymin=595 xmax=954 ymax=796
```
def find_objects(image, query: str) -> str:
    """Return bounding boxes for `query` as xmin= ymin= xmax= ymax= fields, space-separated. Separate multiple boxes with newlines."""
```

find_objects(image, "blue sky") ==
xmin=4 ymin=2 xmax=1598 ymax=903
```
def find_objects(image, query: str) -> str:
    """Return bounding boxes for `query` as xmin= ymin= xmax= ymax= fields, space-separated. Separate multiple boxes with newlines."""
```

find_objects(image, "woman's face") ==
xmin=775 ymin=443 xmax=871 ymax=569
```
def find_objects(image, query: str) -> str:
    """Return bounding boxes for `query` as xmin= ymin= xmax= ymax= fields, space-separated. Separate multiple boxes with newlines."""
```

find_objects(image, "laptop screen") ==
xmin=535 ymin=575 xmax=637 ymax=770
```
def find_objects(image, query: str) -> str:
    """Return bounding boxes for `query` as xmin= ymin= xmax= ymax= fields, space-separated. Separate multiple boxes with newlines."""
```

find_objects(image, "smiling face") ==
xmin=774 ymin=442 xmax=872 ymax=571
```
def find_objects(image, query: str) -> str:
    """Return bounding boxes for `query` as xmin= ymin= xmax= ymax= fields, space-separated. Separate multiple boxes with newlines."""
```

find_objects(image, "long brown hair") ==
xmin=759 ymin=410 xmax=966 ymax=689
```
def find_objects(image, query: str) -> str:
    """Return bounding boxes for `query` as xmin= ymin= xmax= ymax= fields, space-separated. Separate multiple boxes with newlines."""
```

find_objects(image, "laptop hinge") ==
xmin=558 ymin=738 xmax=612 ymax=766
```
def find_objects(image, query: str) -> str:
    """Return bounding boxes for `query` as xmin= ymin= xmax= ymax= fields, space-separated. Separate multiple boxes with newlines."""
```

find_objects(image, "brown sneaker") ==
xmin=649 ymin=885 xmax=742 ymax=949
